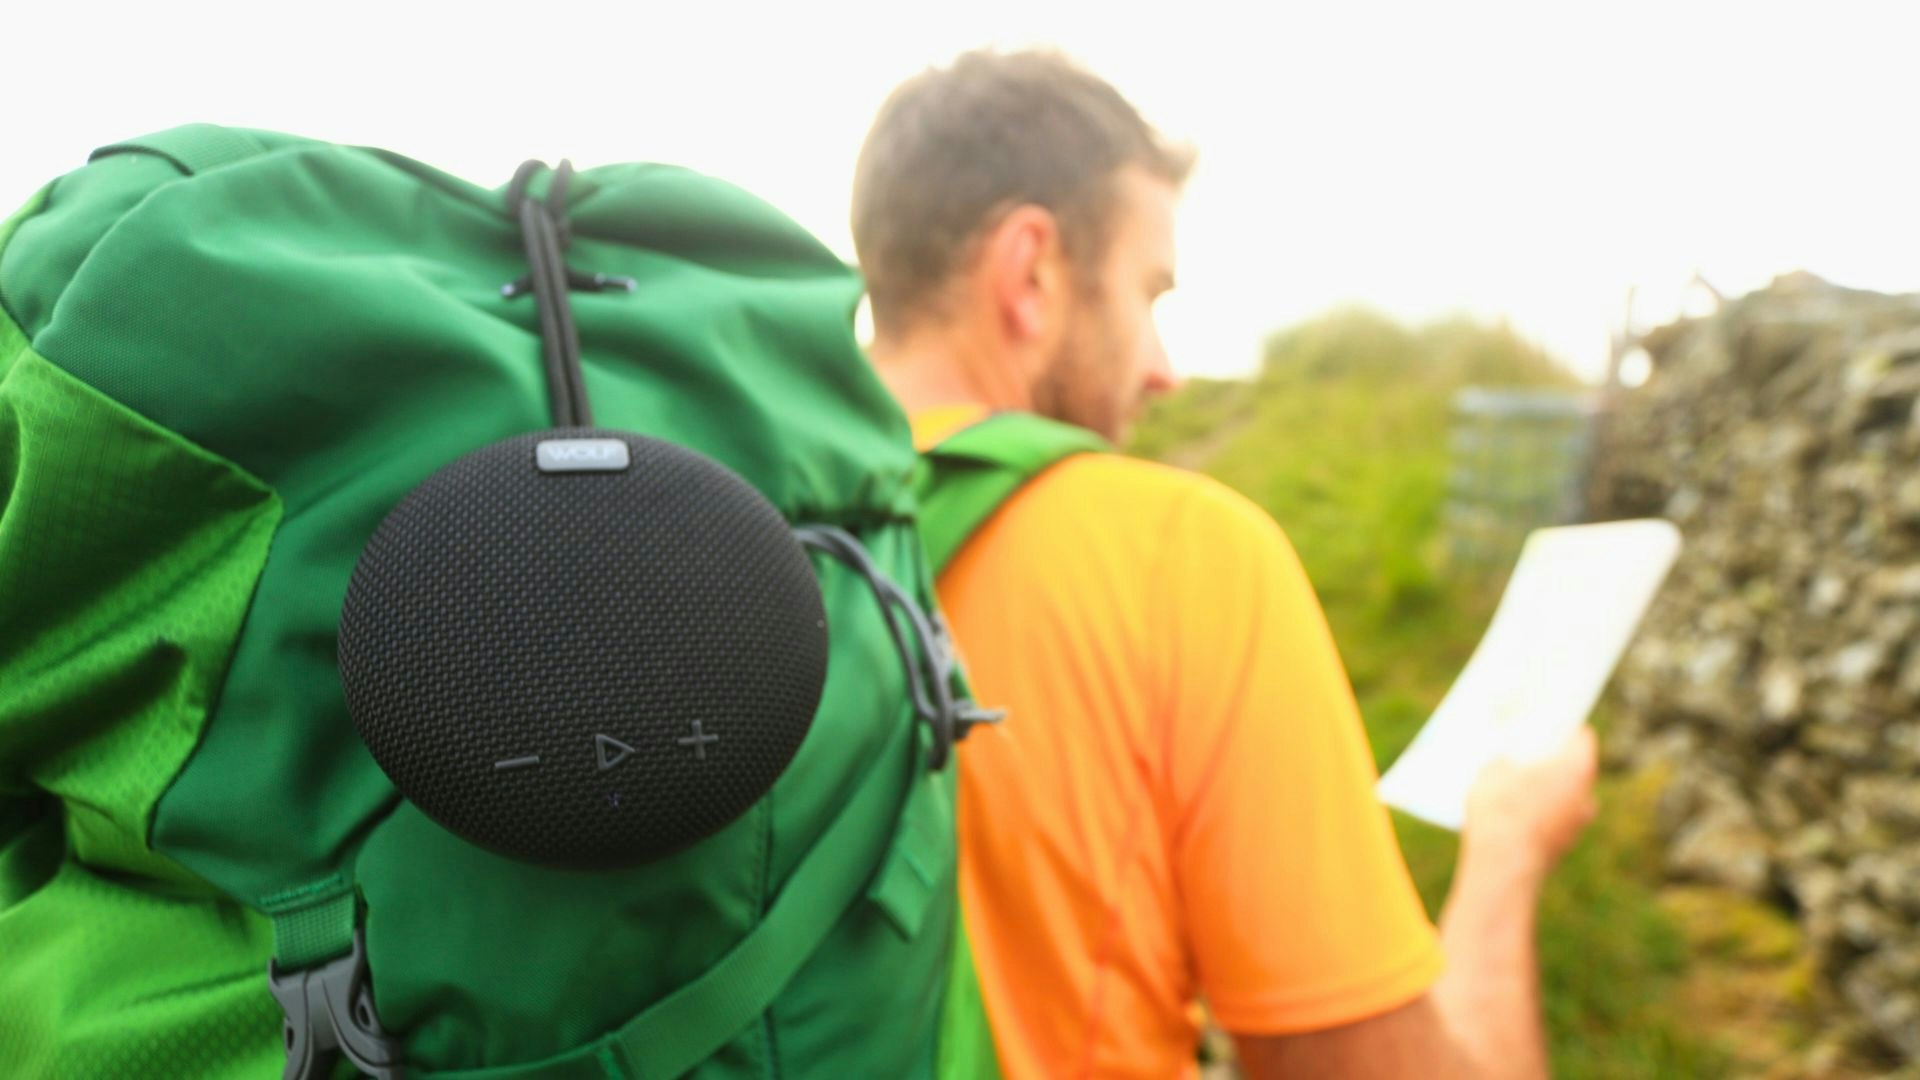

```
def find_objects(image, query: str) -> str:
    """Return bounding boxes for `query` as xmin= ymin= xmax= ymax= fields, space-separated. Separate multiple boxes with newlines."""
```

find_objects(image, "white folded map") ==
xmin=1376 ymin=519 xmax=1683 ymax=830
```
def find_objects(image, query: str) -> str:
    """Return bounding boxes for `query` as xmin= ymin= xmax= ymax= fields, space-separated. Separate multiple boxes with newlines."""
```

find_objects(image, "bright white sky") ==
xmin=10 ymin=1 xmax=1919 ymax=383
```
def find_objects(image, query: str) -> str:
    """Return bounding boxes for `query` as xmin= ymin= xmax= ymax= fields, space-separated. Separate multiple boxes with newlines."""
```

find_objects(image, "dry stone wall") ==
xmin=1595 ymin=273 xmax=1920 ymax=1063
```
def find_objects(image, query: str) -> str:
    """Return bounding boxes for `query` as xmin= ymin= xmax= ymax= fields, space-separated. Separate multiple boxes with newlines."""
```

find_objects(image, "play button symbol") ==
xmin=595 ymin=734 xmax=636 ymax=771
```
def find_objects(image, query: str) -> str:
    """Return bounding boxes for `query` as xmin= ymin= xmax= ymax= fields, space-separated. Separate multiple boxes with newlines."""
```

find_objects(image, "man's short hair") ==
xmin=852 ymin=49 xmax=1192 ymax=336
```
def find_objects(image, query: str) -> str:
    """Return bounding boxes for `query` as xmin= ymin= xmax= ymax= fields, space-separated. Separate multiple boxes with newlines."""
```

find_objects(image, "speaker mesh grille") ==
xmin=339 ymin=429 xmax=826 ymax=868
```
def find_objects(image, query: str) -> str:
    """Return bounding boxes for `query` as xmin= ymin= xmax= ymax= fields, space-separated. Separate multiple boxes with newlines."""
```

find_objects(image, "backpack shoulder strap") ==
xmin=915 ymin=412 xmax=1110 ymax=575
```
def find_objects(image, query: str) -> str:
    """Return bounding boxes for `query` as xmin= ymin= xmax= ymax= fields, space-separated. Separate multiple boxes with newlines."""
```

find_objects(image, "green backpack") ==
xmin=0 ymin=125 xmax=991 ymax=1079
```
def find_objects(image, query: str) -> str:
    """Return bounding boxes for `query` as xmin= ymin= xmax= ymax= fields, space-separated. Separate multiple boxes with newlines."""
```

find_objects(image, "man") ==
xmin=853 ymin=49 xmax=1598 ymax=1079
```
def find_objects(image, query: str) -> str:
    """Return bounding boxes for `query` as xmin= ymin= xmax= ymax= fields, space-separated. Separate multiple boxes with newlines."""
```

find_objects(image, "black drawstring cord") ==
xmin=517 ymin=196 xmax=588 ymax=427
xmin=546 ymin=160 xmax=575 ymax=248
xmin=504 ymin=159 xmax=545 ymax=217
xmin=502 ymin=159 xmax=635 ymax=428
xmin=794 ymin=525 xmax=1004 ymax=770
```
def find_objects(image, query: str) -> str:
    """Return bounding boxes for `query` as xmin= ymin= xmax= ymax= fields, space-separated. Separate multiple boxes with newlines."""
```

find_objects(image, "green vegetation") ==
xmin=1133 ymin=308 xmax=1733 ymax=1077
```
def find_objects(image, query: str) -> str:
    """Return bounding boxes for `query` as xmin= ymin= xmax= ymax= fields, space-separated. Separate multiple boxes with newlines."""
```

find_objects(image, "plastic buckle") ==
xmin=268 ymin=927 xmax=403 ymax=1080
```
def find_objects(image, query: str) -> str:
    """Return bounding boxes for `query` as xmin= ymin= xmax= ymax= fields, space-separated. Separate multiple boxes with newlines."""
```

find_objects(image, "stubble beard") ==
xmin=1030 ymin=304 xmax=1130 ymax=444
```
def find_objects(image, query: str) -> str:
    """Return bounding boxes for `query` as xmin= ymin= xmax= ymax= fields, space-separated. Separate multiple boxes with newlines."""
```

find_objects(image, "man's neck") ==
xmin=867 ymin=321 xmax=1031 ymax=417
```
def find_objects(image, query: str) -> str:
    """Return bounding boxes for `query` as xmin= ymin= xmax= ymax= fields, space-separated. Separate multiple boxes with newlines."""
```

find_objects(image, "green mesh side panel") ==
xmin=0 ymin=833 xmax=283 ymax=1080
xmin=0 ymin=344 xmax=283 ymax=880
xmin=0 ymin=329 xmax=283 ymax=1077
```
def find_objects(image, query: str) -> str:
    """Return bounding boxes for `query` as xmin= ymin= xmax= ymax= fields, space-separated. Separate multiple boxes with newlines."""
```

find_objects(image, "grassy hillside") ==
xmin=1133 ymin=308 xmax=1734 ymax=1077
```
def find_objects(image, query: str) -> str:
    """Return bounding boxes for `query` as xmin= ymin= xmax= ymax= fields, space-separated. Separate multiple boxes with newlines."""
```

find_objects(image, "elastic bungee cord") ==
xmin=795 ymin=525 xmax=1003 ymax=770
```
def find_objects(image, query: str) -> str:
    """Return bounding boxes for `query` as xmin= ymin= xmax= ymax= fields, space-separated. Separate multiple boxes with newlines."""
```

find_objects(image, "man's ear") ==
xmin=983 ymin=205 xmax=1065 ymax=344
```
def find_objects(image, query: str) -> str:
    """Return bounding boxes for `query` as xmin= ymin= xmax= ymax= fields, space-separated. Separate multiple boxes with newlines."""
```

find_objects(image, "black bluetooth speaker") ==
xmin=337 ymin=429 xmax=827 ymax=869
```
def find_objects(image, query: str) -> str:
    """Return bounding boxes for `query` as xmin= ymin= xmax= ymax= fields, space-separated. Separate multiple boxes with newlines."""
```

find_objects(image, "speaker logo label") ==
xmin=537 ymin=439 xmax=631 ymax=473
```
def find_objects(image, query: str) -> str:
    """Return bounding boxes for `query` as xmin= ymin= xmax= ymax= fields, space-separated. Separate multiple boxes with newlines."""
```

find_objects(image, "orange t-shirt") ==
xmin=916 ymin=406 xmax=1444 ymax=1080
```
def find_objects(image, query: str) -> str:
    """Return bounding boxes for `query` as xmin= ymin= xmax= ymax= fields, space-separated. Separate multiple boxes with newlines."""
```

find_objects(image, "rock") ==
xmin=1665 ymin=485 xmax=1703 ymax=522
xmin=1897 ymin=649 xmax=1920 ymax=703
xmin=1836 ymin=898 xmax=1902 ymax=950
xmin=1895 ymin=475 xmax=1920 ymax=527
xmin=1759 ymin=659 xmax=1805 ymax=724
xmin=1856 ymin=326 xmax=1920 ymax=367
xmin=1668 ymin=804 xmax=1774 ymax=897
xmin=1767 ymin=422 xmax=1822 ymax=469
xmin=1868 ymin=563 xmax=1920 ymax=600
xmin=1830 ymin=640 xmax=1890 ymax=688
xmin=1686 ymin=637 xmax=1746 ymax=686
xmin=1842 ymin=944 xmax=1920 ymax=1061
xmin=1845 ymin=847 xmax=1920 ymax=918
xmin=1865 ymin=361 xmax=1920 ymax=407
xmin=1656 ymin=759 xmax=1733 ymax=834
xmin=1888 ymin=722 xmax=1920 ymax=769
xmin=1809 ymin=572 xmax=1850 ymax=617
xmin=1785 ymin=822 xmax=1842 ymax=862
xmin=1873 ymin=606 xmax=1920 ymax=649
xmin=1783 ymin=860 xmax=1845 ymax=950
xmin=1843 ymin=776 xmax=1920 ymax=833
xmin=1801 ymin=720 xmax=1881 ymax=766
xmin=1759 ymin=765 xmax=1832 ymax=834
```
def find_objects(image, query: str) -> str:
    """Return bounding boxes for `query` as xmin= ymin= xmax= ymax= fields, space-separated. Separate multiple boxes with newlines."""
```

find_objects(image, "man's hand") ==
xmin=1462 ymin=725 xmax=1600 ymax=884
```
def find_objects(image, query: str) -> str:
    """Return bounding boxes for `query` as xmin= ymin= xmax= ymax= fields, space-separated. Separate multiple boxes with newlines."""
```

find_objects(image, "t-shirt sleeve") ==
xmin=1149 ymin=479 xmax=1444 ymax=1035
